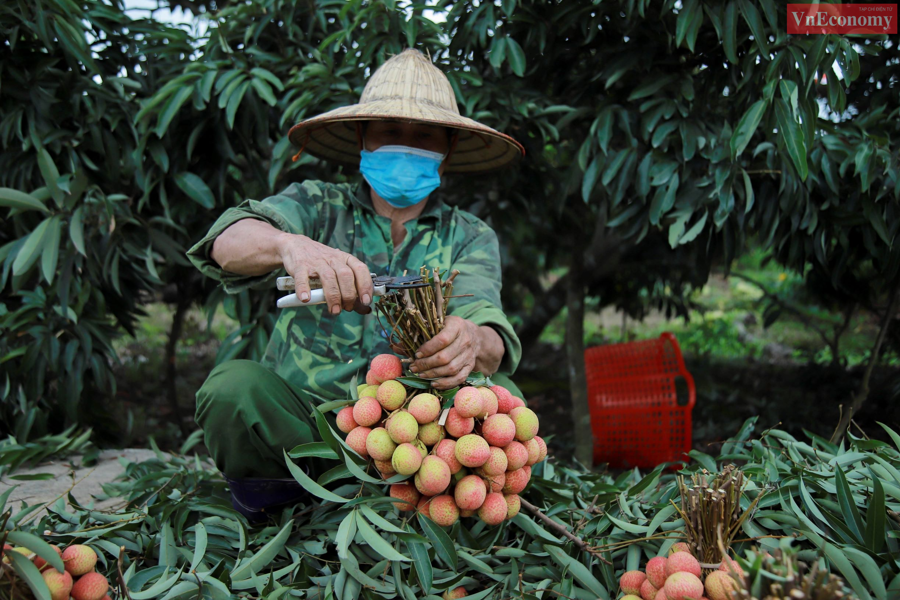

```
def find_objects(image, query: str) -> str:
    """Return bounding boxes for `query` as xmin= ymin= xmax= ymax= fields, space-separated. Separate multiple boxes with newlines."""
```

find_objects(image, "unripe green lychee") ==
xmin=71 ymin=572 xmax=108 ymax=600
xmin=508 ymin=406 xmax=539 ymax=442
xmin=418 ymin=421 xmax=445 ymax=446
xmin=641 ymin=579 xmax=660 ymax=600
xmin=503 ymin=441 xmax=529 ymax=471
xmin=445 ymin=408 xmax=474 ymax=438
xmin=524 ymin=438 xmax=541 ymax=466
xmin=481 ymin=446 xmax=508 ymax=476
xmin=353 ymin=397 xmax=382 ymax=427
xmin=356 ymin=383 xmax=368 ymax=396
xmin=504 ymin=493 xmax=521 ymax=519
xmin=454 ymin=474 xmax=487 ymax=510
xmin=646 ymin=556 xmax=668 ymax=589
xmin=365 ymin=427 xmax=397 ymax=461
xmin=345 ymin=426 xmax=372 ymax=458
xmin=336 ymin=407 xmax=358 ymax=433
xmin=377 ymin=380 xmax=407 ymax=411
xmin=429 ymin=495 xmax=460 ymax=527
xmin=502 ymin=467 xmax=530 ymax=494
xmin=705 ymin=571 xmax=741 ymax=600
xmin=369 ymin=354 xmax=403 ymax=384
xmin=360 ymin=384 xmax=380 ymax=398
xmin=389 ymin=483 xmax=420 ymax=511
xmin=482 ymin=414 xmax=516 ymax=447
xmin=478 ymin=387 xmax=499 ymax=417
xmin=455 ymin=434 xmax=490 ymax=468
xmin=666 ymin=552 xmax=701 ymax=578
xmin=408 ymin=393 xmax=441 ymax=424
xmin=477 ymin=492 xmax=508 ymax=525
xmin=42 ymin=569 xmax=73 ymax=600
xmin=434 ymin=439 xmax=462 ymax=473
xmin=620 ymin=571 xmax=647 ymax=596
xmin=415 ymin=456 xmax=451 ymax=496
xmin=665 ymin=572 xmax=703 ymax=600
xmin=62 ymin=544 xmax=97 ymax=577
xmin=453 ymin=386 xmax=484 ymax=419
xmin=391 ymin=443 xmax=423 ymax=475
xmin=621 ymin=596 xmax=643 ymax=600
xmin=387 ymin=410 xmax=418 ymax=444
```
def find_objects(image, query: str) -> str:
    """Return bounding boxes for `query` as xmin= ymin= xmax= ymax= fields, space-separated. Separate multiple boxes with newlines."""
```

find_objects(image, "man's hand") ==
xmin=277 ymin=233 xmax=374 ymax=315
xmin=409 ymin=316 xmax=484 ymax=389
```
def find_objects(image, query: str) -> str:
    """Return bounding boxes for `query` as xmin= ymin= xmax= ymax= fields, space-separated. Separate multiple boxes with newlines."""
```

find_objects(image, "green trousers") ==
xmin=195 ymin=359 xmax=524 ymax=479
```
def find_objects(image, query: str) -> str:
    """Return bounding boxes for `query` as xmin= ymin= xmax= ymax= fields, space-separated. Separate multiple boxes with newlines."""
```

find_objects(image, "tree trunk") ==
xmin=831 ymin=281 xmax=899 ymax=443
xmin=566 ymin=248 xmax=593 ymax=467
xmin=166 ymin=292 xmax=191 ymax=436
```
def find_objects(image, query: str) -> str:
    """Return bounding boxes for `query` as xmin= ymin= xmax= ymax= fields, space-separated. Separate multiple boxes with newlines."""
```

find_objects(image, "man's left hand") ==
xmin=410 ymin=316 xmax=481 ymax=389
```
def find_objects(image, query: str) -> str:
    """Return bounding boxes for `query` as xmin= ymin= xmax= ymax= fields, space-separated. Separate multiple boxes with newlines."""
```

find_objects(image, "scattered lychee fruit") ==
xmin=453 ymin=387 xmax=484 ymax=419
xmin=718 ymin=555 xmax=746 ymax=577
xmin=408 ymin=393 xmax=441 ymax=424
xmin=62 ymin=545 xmax=97 ymax=576
xmin=33 ymin=545 xmax=62 ymax=571
xmin=336 ymin=407 xmax=358 ymax=433
xmin=377 ymin=380 xmax=407 ymax=411
xmin=621 ymin=570 xmax=648 ymax=596
xmin=390 ymin=483 xmax=420 ymax=511
xmin=442 ymin=587 xmax=467 ymax=600
xmin=666 ymin=551 xmax=702 ymax=578
xmin=664 ymin=572 xmax=703 ymax=600
xmin=71 ymin=572 xmax=109 ymax=600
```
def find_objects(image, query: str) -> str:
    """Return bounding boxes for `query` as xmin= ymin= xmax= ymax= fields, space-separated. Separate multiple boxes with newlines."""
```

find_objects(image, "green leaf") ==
xmin=730 ymin=99 xmax=767 ymax=158
xmin=774 ymin=99 xmax=808 ymax=181
xmin=843 ymin=546 xmax=886 ymax=600
xmin=7 ymin=551 xmax=52 ymax=600
xmin=863 ymin=473 xmax=885 ymax=554
xmin=288 ymin=442 xmax=339 ymax=460
xmin=506 ymin=37 xmax=526 ymax=76
xmin=878 ymin=422 xmax=900 ymax=452
xmin=159 ymin=521 xmax=177 ymax=567
xmin=283 ymin=450 xmax=349 ymax=503
xmin=489 ymin=37 xmax=507 ymax=70
xmin=251 ymin=78 xmax=278 ymax=106
xmin=678 ymin=211 xmax=708 ymax=245
xmin=741 ymin=169 xmax=755 ymax=214
xmin=0 ymin=188 xmax=50 ymax=213
xmin=544 ymin=544 xmax=607 ymax=599
xmin=190 ymin=522 xmax=207 ymax=572
xmin=606 ymin=512 xmax=648 ymax=534
xmin=12 ymin=216 xmax=53 ymax=276
xmin=417 ymin=512 xmax=457 ymax=569
xmin=129 ymin=568 xmax=184 ymax=600
xmin=37 ymin=148 xmax=63 ymax=204
xmin=231 ymin=519 xmax=294 ymax=580
xmin=739 ymin=0 xmax=770 ymax=57
xmin=834 ymin=466 xmax=865 ymax=542
xmin=154 ymin=86 xmax=193 ymax=138
xmin=723 ymin=1 xmax=739 ymax=64
xmin=226 ymin=80 xmax=251 ymax=130
xmin=582 ymin=155 xmax=601 ymax=202
xmin=316 ymin=399 xmax=355 ymax=413
xmin=336 ymin=511 xmax=357 ymax=561
xmin=355 ymin=511 xmax=409 ymax=561
xmin=250 ymin=67 xmax=285 ymax=92
xmin=675 ymin=0 xmax=703 ymax=52
xmin=70 ymin=206 xmax=86 ymax=255
xmin=404 ymin=536 xmax=433 ymax=593
xmin=174 ymin=172 xmax=215 ymax=209
xmin=41 ymin=216 xmax=62 ymax=284
xmin=5 ymin=531 xmax=65 ymax=573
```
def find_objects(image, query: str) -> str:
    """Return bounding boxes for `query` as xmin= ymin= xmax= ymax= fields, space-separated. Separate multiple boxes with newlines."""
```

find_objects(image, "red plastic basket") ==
xmin=585 ymin=332 xmax=695 ymax=469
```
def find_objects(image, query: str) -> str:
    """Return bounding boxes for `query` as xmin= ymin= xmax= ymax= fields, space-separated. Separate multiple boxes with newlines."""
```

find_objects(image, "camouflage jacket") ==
xmin=187 ymin=180 xmax=522 ymax=403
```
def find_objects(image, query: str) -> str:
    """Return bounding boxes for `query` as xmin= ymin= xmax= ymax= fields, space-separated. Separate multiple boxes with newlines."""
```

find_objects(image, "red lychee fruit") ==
xmin=33 ymin=545 xmax=62 ymax=571
xmin=442 ymin=587 xmax=467 ymax=600
xmin=369 ymin=354 xmax=403 ymax=384
xmin=434 ymin=439 xmax=463 ymax=474
xmin=646 ymin=556 xmax=668 ymax=589
xmin=620 ymin=570 xmax=648 ymax=595
xmin=444 ymin=408 xmax=475 ymax=438
xmin=718 ymin=556 xmax=746 ymax=578
xmin=345 ymin=426 xmax=372 ymax=458
xmin=408 ymin=393 xmax=441 ymax=424
xmin=42 ymin=569 xmax=73 ymax=600
xmin=352 ymin=397 xmax=382 ymax=427
xmin=429 ymin=495 xmax=460 ymax=527
xmin=503 ymin=441 xmax=529 ymax=471
xmin=641 ymin=579 xmax=659 ymax=600
xmin=62 ymin=545 xmax=97 ymax=576
xmin=453 ymin=387 xmax=484 ymax=419
xmin=705 ymin=571 xmax=741 ymax=600
xmin=454 ymin=474 xmax=487 ymax=510
xmin=504 ymin=494 xmax=521 ymax=519
xmin=71 ymin=572 xmax=109 ymax=600
xmin=482 ymin=414 xmax=516 ymax=447
xmin=664 ymin=572 xmax=703 ymax=600
xmin=455 ymin=434 xmax=490 ymax=468
xmin=477 ymin=492 xmax=508 ymax=525
xmin=478 ymin=387 xmax=499 ymax=418
xmin=390 ymin=483 xmax=420 ymax=511
xmin=668 ymin=542 xmax=692 ymax=556
xmin=336 ymin=407 xmax=358 ymax=433
xmin=666 ymin=551 xmax=701 ymax=578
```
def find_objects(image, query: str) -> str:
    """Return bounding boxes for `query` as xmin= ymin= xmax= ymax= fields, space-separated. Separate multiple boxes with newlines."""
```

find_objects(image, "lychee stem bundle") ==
xmin=375 ymin=267 xmax=466 ymax=359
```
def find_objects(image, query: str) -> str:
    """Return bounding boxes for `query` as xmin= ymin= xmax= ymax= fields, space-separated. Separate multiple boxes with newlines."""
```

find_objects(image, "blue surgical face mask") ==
xmin=359 ymin=143 xmax=445 ymax=208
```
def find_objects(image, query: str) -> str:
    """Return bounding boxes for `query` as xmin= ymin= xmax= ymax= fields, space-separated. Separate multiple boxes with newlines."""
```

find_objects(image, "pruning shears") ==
xmin=276 ymin=273 xmax=430 ymax=308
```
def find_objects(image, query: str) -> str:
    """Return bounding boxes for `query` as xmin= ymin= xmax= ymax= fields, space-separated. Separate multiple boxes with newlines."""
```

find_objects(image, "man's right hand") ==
xmin=277 ymin=233 xmax=374 ymax=315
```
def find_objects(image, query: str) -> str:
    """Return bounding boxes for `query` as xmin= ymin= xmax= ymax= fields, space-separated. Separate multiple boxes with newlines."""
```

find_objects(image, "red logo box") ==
xmin=787 ymin=3 xmax=897 ymax=34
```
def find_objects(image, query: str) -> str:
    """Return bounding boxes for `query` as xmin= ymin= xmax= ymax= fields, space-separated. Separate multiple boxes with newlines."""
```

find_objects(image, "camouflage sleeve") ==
xmin=186 ymin=182 xmax=322 ymax=294
xmin=446 ymin=215 xmax=522 ymax=377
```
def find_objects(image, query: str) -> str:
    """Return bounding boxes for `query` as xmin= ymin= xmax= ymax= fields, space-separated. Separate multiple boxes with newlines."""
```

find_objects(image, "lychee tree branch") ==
xmin=519 ymin=498 xmax=610 ymax=563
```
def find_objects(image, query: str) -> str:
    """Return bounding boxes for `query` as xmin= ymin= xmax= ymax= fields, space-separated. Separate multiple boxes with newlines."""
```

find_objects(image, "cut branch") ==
xmin=519 ymin=498 xmax=610 ymax=563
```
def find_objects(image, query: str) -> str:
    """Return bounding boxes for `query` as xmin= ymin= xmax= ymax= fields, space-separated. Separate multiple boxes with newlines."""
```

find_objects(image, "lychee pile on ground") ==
xmin=2 ymin=543 xmax=110 ymax=600
xmin=336 ymin=354 xmax=547 ymax=527
xmin=618 ymin=543 xmax=745 ymax=600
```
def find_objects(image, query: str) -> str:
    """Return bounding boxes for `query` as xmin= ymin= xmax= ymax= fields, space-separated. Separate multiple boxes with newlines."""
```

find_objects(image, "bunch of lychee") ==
xmin=336 ymin=354 xmax=547 ymax=527
xmin=618 ymin=544 xmax=745 ymax=600
xmin=2 ymin=543 xmax=110 ymax=600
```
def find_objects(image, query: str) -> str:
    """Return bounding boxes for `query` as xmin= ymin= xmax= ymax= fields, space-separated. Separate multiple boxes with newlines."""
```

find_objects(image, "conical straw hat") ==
xmin=287 ymin=49 xmax=524 ymax=173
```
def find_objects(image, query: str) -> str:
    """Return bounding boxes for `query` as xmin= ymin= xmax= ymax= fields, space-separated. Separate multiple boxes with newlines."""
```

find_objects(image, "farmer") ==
xmin=187 ymin=49 xmax=525 ymax=521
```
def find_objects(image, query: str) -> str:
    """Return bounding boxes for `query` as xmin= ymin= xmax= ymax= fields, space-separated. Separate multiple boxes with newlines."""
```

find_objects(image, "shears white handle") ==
xmin=275 ymin=276 xmax=386 ymax=308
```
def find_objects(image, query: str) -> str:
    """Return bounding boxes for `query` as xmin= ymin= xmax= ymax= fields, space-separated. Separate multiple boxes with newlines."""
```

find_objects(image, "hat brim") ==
xmin=287 ymin=100 xmax=525 ymax=173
